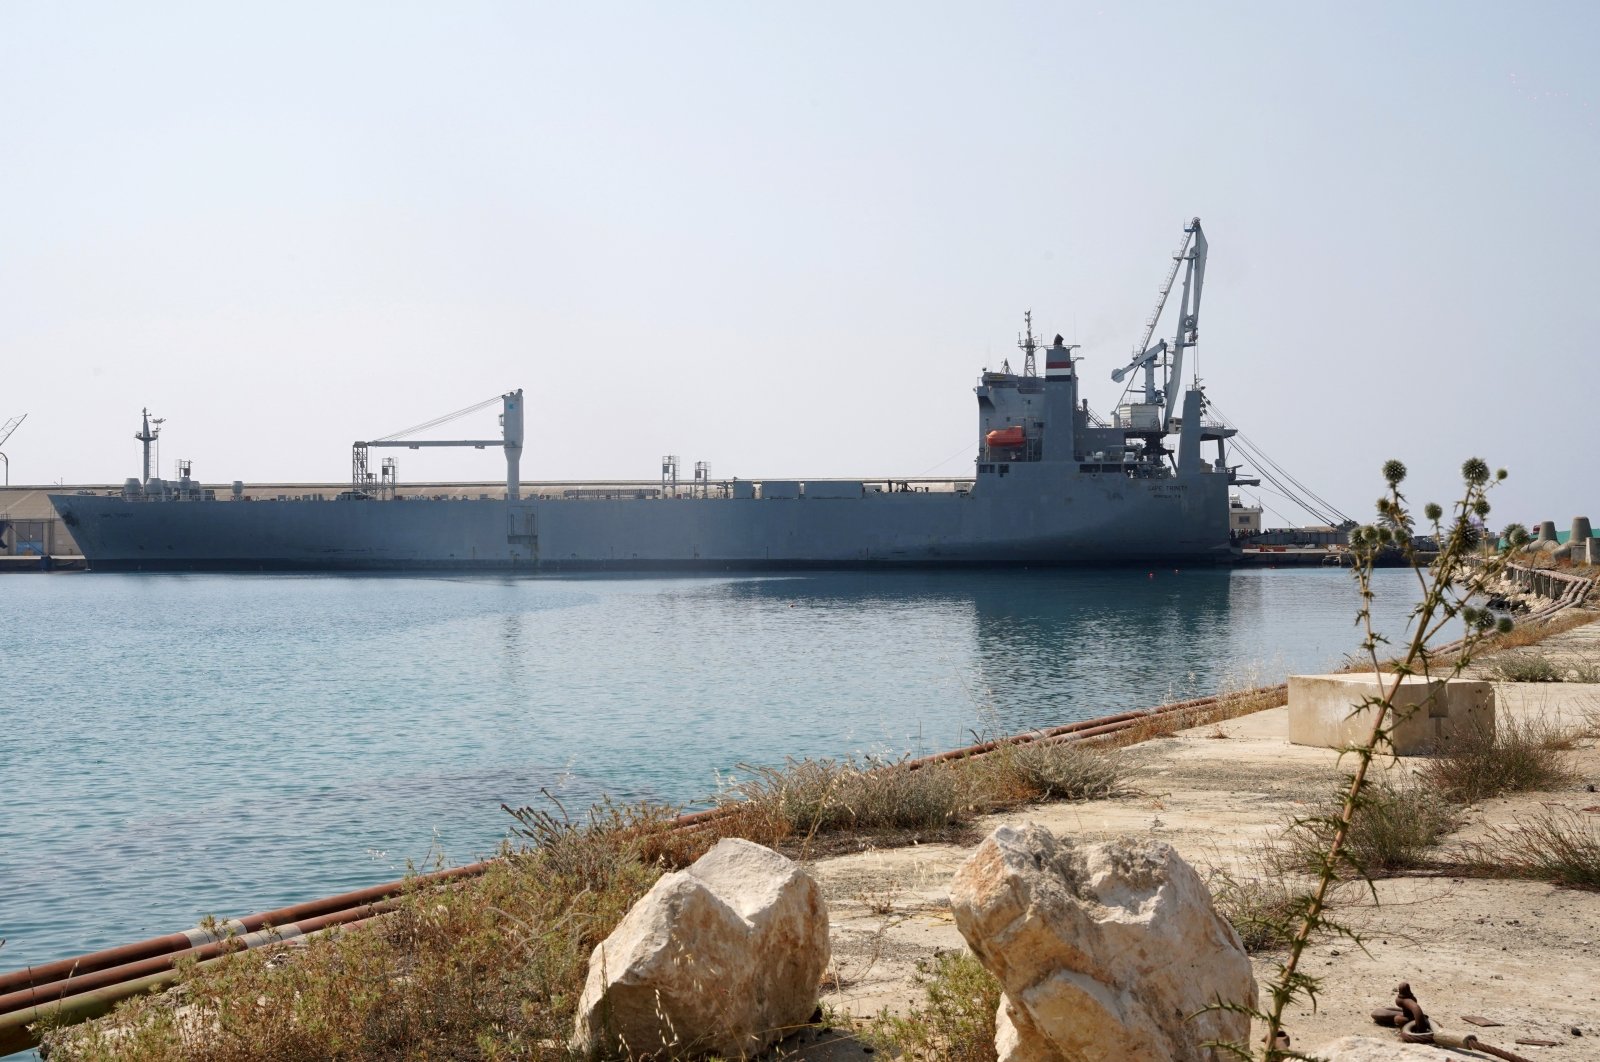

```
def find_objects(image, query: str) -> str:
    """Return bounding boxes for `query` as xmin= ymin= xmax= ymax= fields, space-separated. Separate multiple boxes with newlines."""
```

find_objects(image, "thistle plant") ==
xmin=1214 ymin=458 xmax=1526 ymax=1062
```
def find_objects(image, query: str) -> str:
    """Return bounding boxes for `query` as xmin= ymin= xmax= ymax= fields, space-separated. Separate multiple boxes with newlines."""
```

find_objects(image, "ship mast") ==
xmin=134 ymin=409 xmax=163 ymax=487
xmin=1018 ymin=310 xmax=1039 ymax=377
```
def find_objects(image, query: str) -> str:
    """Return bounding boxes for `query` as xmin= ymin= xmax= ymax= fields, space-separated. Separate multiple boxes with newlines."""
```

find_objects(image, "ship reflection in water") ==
xmin=717 ymin=567 xmax=1356 ymax=740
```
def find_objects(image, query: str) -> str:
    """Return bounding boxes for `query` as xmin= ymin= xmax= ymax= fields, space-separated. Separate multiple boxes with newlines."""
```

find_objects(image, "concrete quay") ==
xmin=806 ymin=618 xmax=1600 ymax=1054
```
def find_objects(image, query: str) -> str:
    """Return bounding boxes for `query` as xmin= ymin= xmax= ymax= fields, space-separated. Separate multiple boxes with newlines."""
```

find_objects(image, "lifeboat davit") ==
xmin=986 ymin=426 xmax=1025 ymax=449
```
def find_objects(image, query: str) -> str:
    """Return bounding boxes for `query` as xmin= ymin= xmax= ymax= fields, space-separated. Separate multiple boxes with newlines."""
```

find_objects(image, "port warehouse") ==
xmin=7 ymin=480 xmax=1285 ymax=562
xmin=1 ymin=479 xmax=985 ymax=559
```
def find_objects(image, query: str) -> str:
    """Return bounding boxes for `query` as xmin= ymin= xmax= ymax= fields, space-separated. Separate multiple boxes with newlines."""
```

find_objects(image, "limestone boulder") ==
xmin=950 ymin=823 xmax=1256 ymax=1062
xmin=572 ymin=837 xmax=828 ymax=1060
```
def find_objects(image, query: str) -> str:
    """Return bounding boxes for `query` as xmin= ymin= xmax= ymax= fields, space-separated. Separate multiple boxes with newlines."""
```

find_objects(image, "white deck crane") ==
xmin=351 ymin=391 xmax=524 ymax=500
xmin=1111 ymin=217 xmax=1207 ymax=432
xmin=0 ymin=413 xmax=28 ymax=486
xmin=1111 ymin=338 xmax=1167 ymax=404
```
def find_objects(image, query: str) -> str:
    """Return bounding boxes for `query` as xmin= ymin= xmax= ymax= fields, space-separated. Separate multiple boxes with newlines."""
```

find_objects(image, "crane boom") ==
xmin=0 ymin=413 xmax=27 ymax=485
xmin=0 ymin=413 xmax=25 ymax=448
xmin=1110 ymin=340 xmax=1167 ymax=403
xmin=1162 ymin=218 xmax=1206 ymax=433
xmin=1111 ymin=218 xmax=1206 ymax=419
xmin=1130 ymin=227 xmax=1195 ymax=369
xmin=351 ymin=390 xmax=524 ymax=499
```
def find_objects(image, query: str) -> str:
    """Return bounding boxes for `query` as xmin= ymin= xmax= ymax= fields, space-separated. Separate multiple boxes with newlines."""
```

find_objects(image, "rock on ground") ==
xmin=572 ymin=837 xmax=829 ymax=1060
xmin=950 ymin=823 xmax=1256 ymax=1062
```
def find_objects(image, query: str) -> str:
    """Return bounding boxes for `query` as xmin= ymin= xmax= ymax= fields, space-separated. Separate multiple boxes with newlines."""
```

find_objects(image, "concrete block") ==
xmin=1287 ymin=674 xmax=1494 ymax=755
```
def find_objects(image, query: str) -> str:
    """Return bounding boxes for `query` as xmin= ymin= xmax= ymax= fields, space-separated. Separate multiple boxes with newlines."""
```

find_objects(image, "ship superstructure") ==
xmin=52 ymin=219 xmax=1249 ymax=571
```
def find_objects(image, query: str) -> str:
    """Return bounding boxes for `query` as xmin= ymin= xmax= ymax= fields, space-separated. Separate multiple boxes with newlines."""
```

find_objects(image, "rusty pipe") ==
xmin=0 ymin=861 xmax=488 ymax=999
xmin=0 ymin=902 xmax=392 ymax=1017
xmin=0 ymin=917 xmax=377 ymax=1057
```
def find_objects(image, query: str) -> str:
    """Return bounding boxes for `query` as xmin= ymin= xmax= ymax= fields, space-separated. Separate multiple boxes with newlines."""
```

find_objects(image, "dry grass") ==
xmin=719 ymin=742 xmax=1126 ymax=846
xmin=1481 ymin=609 xmax=1597 ymax=651
xmin=1457 ymin=809 xmax=1600 ymax=891
xmin=1206 ymin=868 xmax=1316 ymax=954
xmin=962 ymin=740 xmax=1123 ymax=805
xmin=1275 ymin=780 xmax=1459 ymax=878
xmin=995 ymin=741 xmax=1122 ymax=801
xmin=864 ymin=952 xmax=1002 ymax=1062
xmin=719 ymin=757 xmax=971 ymax=839
xmin=1571 ymin=659 xmax=1600 ymax=683
xmin=1488 ymin=654 xmax=1565 ymax=682
xmin=1333 ymin=609 xmax=1596 ymax=675
xmin=1417 ymin=718 xmax=1579 ymax=804
xmin=44 ymin=832 xmax=662 ymax=1062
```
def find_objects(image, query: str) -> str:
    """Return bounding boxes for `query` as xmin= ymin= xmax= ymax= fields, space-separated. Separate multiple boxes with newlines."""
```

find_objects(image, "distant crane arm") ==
xmin=0 ymin=413 xmax=26 ymax=449
xmin=0 ymin=413 xmax=25 ymax=486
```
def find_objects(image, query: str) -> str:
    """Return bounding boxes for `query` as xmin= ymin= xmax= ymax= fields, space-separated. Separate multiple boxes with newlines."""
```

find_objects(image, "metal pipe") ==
xmin=0 ymin=918 xmax=376 ymax=1056
xmin=0 ymin=861 xmax=490 ymax=998
xmin=0 ymin=902 xmax=392 ymax=1016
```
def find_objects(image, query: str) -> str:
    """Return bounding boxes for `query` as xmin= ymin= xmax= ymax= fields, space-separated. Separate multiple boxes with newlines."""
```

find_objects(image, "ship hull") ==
xmin=51 ymin=466 xmax=1234 ymax=572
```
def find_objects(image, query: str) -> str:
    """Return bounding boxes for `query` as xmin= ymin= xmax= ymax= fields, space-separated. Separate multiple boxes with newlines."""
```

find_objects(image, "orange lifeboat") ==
xmin=986 ymin=426 xmax=1025 ymax=449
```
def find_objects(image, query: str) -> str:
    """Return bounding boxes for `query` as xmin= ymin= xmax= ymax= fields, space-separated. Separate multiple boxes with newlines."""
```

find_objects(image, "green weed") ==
xmin=865 ymin=951 xmax=1001 ymax=1062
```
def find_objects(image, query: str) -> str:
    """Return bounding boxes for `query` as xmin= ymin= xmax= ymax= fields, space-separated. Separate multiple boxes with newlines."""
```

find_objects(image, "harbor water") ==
xmin=4 ymin=567 xmax=1430 ymax=978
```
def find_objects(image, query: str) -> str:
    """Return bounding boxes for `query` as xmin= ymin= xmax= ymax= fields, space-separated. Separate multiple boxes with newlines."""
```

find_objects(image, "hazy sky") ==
xmin=4 ymin=2 xmax=1596 ymax=529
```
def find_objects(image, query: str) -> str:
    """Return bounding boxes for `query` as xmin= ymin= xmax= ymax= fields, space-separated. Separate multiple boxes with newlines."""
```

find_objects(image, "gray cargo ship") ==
xmin=53 ymin=219 xmax=1253 ymax=571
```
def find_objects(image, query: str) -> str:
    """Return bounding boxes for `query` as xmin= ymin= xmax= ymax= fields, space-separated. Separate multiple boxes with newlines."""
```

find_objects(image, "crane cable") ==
xmin=375 ymin=394 xmax=504 ymax=443
xmin=1236 ymin=438 xmax=1349 ymax=525
xmin=1229 ymin=437 xmax=1341 ymax=526
xmin=1205 ymin=401 xmax=1352 ymax=525
xmin=1244 ymin=485 xmax=1319 ymax=528
xmin=1240 ymin=460 xmax=1337 ymax=526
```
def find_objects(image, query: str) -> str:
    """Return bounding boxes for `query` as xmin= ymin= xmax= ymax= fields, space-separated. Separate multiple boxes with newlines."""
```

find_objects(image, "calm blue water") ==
xmin=1 ymin=568 xmax=1424 ymax=977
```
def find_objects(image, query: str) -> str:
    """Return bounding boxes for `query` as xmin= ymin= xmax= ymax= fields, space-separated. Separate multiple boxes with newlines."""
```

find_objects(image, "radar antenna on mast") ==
xmin=134 ymin=409 xmax=163 ymax=487
xmin=1018 ymin=310 xmax=1038 ymax=377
